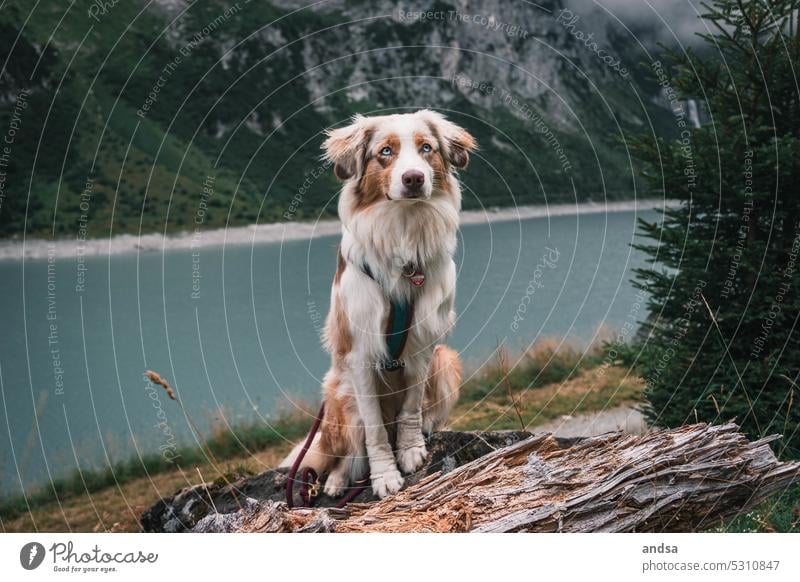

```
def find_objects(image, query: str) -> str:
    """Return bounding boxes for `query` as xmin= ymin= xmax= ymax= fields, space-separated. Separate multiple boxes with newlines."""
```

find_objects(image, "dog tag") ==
xmin=402 ymin=262 xmax=425 ymax=286
xmin=409 ymin=272 xmax=425 ymax=286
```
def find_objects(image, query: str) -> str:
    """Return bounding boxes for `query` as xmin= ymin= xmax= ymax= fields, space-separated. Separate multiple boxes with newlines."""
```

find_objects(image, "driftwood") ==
xmin=141 ymin=423 xmax=800 ymax=533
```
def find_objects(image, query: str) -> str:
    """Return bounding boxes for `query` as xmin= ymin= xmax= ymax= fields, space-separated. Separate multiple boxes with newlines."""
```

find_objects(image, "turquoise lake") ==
xmin=0 ymin=208 xmax=657 ymax=496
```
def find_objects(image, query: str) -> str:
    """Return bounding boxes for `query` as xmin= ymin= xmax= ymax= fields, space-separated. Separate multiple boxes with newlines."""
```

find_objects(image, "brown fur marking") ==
xmin=424 ymin=118 xmax=475 ymax=170
xmin=415 ymin=131 xmax=450 ymax=193
xmin=325 ymin=123 xmax=374 ymax=181
xmin=355 ymin=134 xmax=399 ymax=211
xmin=335 ymin=248 xmax=346 ymax=285
xmin=319 ymin=374 xmax=352 ymax=459
xmin=329 ymin=295 xmax=352 ymax=358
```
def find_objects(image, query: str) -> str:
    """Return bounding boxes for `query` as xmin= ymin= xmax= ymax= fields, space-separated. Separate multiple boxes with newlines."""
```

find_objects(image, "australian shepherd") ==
xmin=282 ymin=110 xmax=476 ymax=499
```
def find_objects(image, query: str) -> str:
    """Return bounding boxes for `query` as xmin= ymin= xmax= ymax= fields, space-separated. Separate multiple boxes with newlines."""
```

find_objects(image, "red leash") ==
xmin=285 ymin=403 xmax=369 ymax=509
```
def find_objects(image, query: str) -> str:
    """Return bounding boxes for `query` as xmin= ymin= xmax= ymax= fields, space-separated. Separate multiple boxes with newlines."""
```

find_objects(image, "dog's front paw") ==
xmin=371 ymin=467 xmax=404 ymax=498
xmin=397 ymin=443 xmax=428 ymax=474
xmin=323 ymin=472 xmax=347 ymax=497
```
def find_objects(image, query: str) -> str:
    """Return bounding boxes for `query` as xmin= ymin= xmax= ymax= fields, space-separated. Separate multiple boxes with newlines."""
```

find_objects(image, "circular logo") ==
xmin=19 ymin=542 xmax=46 ymax=570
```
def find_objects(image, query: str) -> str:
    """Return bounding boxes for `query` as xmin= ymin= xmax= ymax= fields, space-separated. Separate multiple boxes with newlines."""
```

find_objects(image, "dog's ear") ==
xmin=322 ymin=115 xmax=373 ymax=181
xmin=419 ymin=110 xmax=477 ymax=170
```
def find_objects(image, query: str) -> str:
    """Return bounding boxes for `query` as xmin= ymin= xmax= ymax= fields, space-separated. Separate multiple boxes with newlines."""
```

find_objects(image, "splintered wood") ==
xmin=239 ymin=423 xmax=800 ymax=533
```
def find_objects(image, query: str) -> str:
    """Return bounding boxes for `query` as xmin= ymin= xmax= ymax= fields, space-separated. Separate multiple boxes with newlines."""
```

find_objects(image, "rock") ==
xmin=140 ymin=430 xmax=571 ymax=532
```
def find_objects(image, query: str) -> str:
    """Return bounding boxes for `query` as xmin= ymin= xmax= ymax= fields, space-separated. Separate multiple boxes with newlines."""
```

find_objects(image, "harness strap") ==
xmin=360 ymin=262 xmax=415 ymax=371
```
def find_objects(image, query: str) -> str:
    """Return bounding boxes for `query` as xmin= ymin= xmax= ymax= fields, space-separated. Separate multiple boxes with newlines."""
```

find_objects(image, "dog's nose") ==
xmin=401 ymin=170 xmax=425 ymax=194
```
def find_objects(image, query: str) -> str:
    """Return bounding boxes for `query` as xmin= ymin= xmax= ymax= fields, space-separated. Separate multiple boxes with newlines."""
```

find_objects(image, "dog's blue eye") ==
xmin=380 ymin=146 xmax=392 ymax=156
xmin=421 ymin=143 xmax=432 ymax=153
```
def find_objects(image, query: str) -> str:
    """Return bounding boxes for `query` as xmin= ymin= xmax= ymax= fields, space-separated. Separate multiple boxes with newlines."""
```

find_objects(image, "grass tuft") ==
xmin=460 ymin=339 xmax=600 ymax=403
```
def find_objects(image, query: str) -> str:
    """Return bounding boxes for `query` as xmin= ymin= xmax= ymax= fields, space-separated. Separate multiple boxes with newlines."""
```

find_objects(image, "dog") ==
xmin=282 ymin=110 xmax=476 ymax=499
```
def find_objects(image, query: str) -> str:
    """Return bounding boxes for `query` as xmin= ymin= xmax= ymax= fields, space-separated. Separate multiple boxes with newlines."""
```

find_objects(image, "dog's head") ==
xmin=323 ymin=110 xmax=476 ymax=203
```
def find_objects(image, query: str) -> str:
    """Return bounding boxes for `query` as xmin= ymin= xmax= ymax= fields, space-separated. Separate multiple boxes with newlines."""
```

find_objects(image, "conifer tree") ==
xmin=632 ymin=0 xmax=800 ymax=457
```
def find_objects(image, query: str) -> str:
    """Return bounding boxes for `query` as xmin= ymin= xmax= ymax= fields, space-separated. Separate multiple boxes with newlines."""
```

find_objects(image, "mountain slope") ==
xmin=0 ymin=0 xmax=673 ymax=238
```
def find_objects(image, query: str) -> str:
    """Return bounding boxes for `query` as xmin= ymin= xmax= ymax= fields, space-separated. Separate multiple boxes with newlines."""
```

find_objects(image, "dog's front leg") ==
xmin=349 ymin=364 xmax=404 ymax=498
xmin=395 ymin=356 xmax=429 ymax=474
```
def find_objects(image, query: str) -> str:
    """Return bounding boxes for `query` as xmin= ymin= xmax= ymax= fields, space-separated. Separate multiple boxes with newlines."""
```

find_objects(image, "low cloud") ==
xmin=567 ymin=0 xmax=709 ymax=46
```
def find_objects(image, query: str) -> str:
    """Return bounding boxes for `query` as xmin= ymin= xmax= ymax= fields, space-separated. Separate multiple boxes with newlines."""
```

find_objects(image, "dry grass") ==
xmin=451 ymin=365 xmax=644 ymax=432
xmin=1 ymin=446 xmax=291 ymax=533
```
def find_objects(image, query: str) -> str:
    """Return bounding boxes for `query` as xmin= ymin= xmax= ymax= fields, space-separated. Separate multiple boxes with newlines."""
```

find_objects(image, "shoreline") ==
xmin=0 ymin=198 xmax=676 ymax=261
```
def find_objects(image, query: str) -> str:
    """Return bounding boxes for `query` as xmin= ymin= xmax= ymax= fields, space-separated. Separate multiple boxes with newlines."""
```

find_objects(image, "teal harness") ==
xmin=360 ymin=262 xmax=416 ymax=371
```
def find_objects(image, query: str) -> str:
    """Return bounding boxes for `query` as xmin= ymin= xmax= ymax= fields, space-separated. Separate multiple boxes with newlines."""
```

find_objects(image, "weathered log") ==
xmin=140 ymin=430 xmax=544 ymax=532
xmin=142 ymin=423 xmax=800 ymax=533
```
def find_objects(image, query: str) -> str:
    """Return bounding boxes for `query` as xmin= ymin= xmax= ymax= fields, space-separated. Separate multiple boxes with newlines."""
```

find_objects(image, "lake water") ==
xmin=0 ymin=209 xmax=656 ymax=496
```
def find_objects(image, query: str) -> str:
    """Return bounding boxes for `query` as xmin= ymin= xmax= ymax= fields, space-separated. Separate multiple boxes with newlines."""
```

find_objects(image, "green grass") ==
xmin=719 ymin=485 xmax=800 ymax=533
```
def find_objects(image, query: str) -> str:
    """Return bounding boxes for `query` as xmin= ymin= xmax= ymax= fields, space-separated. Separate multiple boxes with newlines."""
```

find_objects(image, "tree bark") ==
xmin=227 ymin=423 xmax=800 ymax=533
